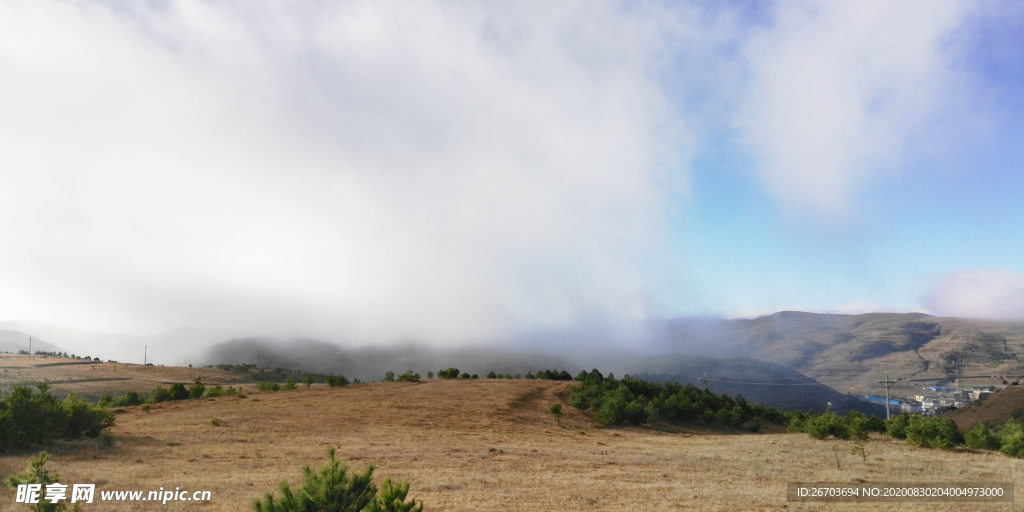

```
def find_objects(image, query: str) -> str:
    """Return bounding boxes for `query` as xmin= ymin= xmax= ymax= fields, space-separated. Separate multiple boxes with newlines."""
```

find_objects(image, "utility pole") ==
xmin=878 ymin=372 xmax=897 ymax=420
xmin=953 ymin=358 xmax=963 ymax=398
xmin=144 ymin=346 xmax=147 ymax=365
xmin=29 ymin=336 xmax=32 ymax=358
xmin=699 ymin=373 xmax=711 ymax=392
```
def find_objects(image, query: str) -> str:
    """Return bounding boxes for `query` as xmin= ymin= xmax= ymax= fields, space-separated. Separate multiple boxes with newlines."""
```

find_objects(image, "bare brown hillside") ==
xmin=944 ymin=386 xmax=1024 ymax=431
xmin=692 ymin=312 xmax=1024 ymax=399
xmin=0 ymin=354 xmax=241 ymax=400
xmin=2 ymin=375 xmax=1022 ymax=511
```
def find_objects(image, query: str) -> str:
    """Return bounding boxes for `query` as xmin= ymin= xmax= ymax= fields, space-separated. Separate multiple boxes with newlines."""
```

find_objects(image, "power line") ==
xmin=698 ymin=373 xmax=711 ymax=391
xmin=877 ymin=373 xmax=897 ymax=421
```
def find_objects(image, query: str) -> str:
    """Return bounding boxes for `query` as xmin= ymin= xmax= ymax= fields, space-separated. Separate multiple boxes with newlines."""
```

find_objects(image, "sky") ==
xmin=1 ymin=0 xmax=1023 ymax=348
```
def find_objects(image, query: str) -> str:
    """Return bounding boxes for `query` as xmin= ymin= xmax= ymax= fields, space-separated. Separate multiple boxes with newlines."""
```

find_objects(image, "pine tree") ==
xmin=253 ymin=448 xmax=422 ymax=512
xmin=7 ymin=452 xmax=82 ymax=512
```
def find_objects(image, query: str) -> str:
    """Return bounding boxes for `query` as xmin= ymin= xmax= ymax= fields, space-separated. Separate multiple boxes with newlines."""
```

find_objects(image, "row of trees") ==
xmin=211 ymin=364 xmax=357 ymax=386
xmin=0 ymin=383 xmax=113 ymax=452
xmin=484 ymin=369 xmax=573 ymax=380
xmin=101 ymin=372 xmax=355 ymax=402
xmin=18 ymin=351 xmax=100 ymax=362
xmin=788 ymin=408 xmax=1024 ymax=459
xmin=243 ymin=366 xmax=579 ymax=384
xmin=786 ymin=410 xmax=887 ymax=439
xmin=963 ymin=421 xmax=1024 ymax=456
xmin=98 ymin=378 xmax=241 ymax=407
xmin=374 ymin=368 xmax=576 ymax=381
xmin=569 ymin=370 xmax=783 ymax=430
xmin=260 ymin=374 xmax=353 ymax=391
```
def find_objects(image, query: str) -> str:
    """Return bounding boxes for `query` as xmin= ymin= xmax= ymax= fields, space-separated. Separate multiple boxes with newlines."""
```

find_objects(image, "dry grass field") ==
xmin=0 ymin=355 xmax=239 ymax=401
xmin=1 ymin=355 xmax=1023 ymax=511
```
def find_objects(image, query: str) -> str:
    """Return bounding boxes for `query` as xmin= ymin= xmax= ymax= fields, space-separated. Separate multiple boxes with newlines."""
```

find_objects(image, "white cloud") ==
xmin=923 ymin=269 xmax=1024 ymax=321
xmin=740 ymin=0 xmax=969 ymax=215
xmin=0 ymin=0 xmax=684 ymax=344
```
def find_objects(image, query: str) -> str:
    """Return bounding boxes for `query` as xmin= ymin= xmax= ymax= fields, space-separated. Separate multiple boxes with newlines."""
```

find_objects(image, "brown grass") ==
xmin=2 ymin=366 xmax=1023 ymax=511
xmin=0 ymin=354 xmax=240 ymax=400
xmin=945 ymin=386 xmax=1024 ymax=431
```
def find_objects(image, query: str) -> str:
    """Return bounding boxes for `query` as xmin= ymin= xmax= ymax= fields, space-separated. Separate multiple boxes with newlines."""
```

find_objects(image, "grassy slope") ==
xmin=943 ymin=385 xmax=1024 ymax=431
xmin=1 ymin=372 xmax=1022 ymax=511
xmin=0 ymin=354 xmax=242 ymax=401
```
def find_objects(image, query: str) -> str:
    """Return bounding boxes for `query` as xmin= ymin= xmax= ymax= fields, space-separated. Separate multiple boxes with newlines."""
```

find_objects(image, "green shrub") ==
xmin=168 ymin=383 xmax=189 ymax=401
xmin=571 ymin=372 xmax=782 ymax=429
xmin=785 ymin=410 xmax=807 ymax=433
xmin=569 ymin=393 xmax=589 ymax=411
xmin=326 ymin=375 xmax=349 ymax=388
xmin=59 ymin=394 xmax=114 ymax=439
xmin=148 ymin=386 xmax=170 ymax=403
xmin=548 ymin=403 xmax=562 ymax=416
xmin=746 ymin=417 xmax=762 ymax=433
xmin=258 ymin=382 xmax=281 ymax=392
xmin=594 ymin=396 xmax=626 ymax=425
xmin=904 ymin=416 xmax=962 ymax=449
xmin=141 ymin=404 xmax=151 ymax=413
xmin=885 ymin=413 xmax=911 ymax=439
xmin=283 ymin=377 xmax=297 ymax=391
xmin=802 ymin=410 xmax=850 ymax=440
xmin=535 ymin=369 xmax=573 ymax=381
xmin=7 ymin=452 xmax=70 ymax=512
xmin=383 ymin=372 xmax=395 ymax=382
xmin=303 ymin=375 xmax=315 ymax=389
xmin=397 ymin=371 xmax=420 ymax=382
xmin=97 ymin=392 xmax=115 ymax=408
xmin=787 ymin=410 xmax=880 ymax=443
xmin=965 ymin=423 xmax=1001 ymax=450
xmin=0 ymin=383 xmax=113 ymax=452
xmin=998 ymin=420 xmax=1024 ymax=457
xmin=459 ymin=372 xmax=471 ymax=379
xmin=204 ymin=385 xmax=238 ymax=398
xmin=486 ymin=372 xmax=497 ymax=379
xmin=437 ymin=368 xmax=460 ymax=379
xmin=252 ymin=448 xmax=422 ymax=512
xmin=189 ymin=378 xmax=206 ymax=399
xmin=117 ymin=390 xmax=145 ymax=407
xmin=865 ymin=415 xmax=886 ymax=433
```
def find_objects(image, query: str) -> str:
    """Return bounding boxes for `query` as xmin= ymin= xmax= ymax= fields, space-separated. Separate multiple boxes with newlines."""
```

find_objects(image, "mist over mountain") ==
xmin=203 ymin=338 xmax=581 ymax=383
xmin=198 ymin=336 xmax=886 ymax=414
xmin=197 ymin=310 xmax=1024 ymax=399
xmin=8 ymin=310 xmax=1024 ymax=409
xmin=0 ymin=330 xmax=61 ymax=354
